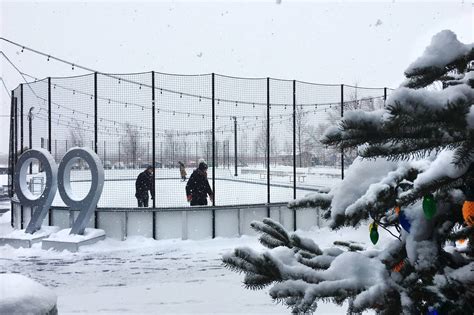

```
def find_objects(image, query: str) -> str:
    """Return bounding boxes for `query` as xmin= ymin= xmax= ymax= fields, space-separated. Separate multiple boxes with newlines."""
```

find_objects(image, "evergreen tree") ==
xmin=223 ymin=30 xmax=474 ymax=314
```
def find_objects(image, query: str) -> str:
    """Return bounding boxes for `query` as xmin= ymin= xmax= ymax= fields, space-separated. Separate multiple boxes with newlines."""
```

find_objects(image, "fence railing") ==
xmin=11 ymin=199 xmax=323 ymax=240
xmin=8 ymin=72 xmax=391 ymax=208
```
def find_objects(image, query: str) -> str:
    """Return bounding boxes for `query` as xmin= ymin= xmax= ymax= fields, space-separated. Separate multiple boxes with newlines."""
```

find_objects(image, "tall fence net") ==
xmin=9 ymin=72 xmax=391 ymax=208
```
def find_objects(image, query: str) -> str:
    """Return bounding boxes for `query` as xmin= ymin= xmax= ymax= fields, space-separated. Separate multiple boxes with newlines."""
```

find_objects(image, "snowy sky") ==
xmin=0 ymin=0 xmax=472 ymax=155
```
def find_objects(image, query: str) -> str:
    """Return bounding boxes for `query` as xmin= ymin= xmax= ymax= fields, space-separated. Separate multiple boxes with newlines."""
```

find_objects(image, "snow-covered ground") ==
xmin=0 ymin=208 xmax=387 ymax=314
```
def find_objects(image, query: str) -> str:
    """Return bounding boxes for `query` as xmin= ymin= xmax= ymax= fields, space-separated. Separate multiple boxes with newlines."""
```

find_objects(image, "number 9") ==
xmin=58 ymin=147 xmax=104 ymax=235
xmin=13 ymin=149 xmax=58 ymax=234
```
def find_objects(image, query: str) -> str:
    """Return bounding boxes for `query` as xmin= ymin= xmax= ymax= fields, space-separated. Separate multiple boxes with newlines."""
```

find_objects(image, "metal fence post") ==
xmin=14 ymin=96 xmax=18 ymax=174
xmin=267 ymin=77 xmax=271 ymax=215
xmin=384 ymin=87 xmax=387 ymax=107
xmin=48 ymin=78 xmax=52 ymax=225
xmin=152 ymin=71 xmax=156 ymax=238
xmin=211 ymin=73 xmax=216 ymax=238
xmin=48 ymin=77 xmax=52 ymax=152
xmin=234 ymin=116 xmax=238 ymax=176
xmin=94 ymin=73 xmax=98 ymax=229
xmin=94 ymin=72 xmax=98 ymax=153
xmin=9 ymin=91 xmax=15 ymax=227
xmin=20 ymin=84 xmax=23 ymax=154
xmin=293 ymin=80 xmax=297 ymax=231
xmin=340 ymin=84 xmax=344 ymax=180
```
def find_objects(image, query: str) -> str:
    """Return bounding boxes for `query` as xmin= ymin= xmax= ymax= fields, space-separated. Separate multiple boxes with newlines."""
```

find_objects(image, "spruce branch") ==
xmin=333 ymin=241 xmax=364 ymax=251
xmin=250 ymin=219 xmax=291 ymax=248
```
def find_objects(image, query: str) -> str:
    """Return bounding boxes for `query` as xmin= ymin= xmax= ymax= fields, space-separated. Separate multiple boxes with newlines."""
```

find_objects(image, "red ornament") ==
xmin=462 ymin=200 xmax=474 ymax=226
xmin=392 ymin=260 xmax=404 ymax=272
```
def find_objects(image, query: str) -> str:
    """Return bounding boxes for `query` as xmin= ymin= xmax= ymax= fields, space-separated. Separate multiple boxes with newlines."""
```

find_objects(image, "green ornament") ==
xmin=369 ymin=223 xmax=379 ymax=245
xmin=423 ymin=194 xmax=437 ymax=219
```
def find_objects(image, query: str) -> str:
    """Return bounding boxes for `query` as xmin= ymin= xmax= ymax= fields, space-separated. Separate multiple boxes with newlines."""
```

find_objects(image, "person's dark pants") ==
xmin=190 ymin=197 xmax=207 ymax=206
xmin=137 ymin=197 xmax=149 ymax=207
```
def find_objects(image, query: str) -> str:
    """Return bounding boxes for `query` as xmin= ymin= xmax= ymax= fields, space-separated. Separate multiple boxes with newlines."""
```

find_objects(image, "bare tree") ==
xmin=287 ymin=106 xmax=318 ymax=167
xmin=69 ymin=118 xmax=85 ymax=147
xmin=254 ymin=118 xmax=278 ymax=166
xmin=313 ymin=82 xmax=387 ymax=167
xmin=122 ymin=123 xmax=142 ymax=168
xmin=68 ymin=119 xmax=86 ymax=168
xmin=238 ymin=130 xmax=249 ymax=165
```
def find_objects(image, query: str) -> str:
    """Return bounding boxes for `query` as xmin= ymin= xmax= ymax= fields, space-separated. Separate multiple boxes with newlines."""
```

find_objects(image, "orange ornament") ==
xmin=462 ymin=200 xmax=474 ymax=226
xmin=458 ymin=239 xmax=466 ymax=245
xmin=392 ymin=260 xmax=404 ymax=272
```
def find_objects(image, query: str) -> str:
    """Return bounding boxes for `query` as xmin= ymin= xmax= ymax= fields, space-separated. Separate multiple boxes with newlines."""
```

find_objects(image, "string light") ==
xmin=47 ymin=56 xmax=50 ymax=61
xmin=71 ymin=64 xmax=74 ymax=70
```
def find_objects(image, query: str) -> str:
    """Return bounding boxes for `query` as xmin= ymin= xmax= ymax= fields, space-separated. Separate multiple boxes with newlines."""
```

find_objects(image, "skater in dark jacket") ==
xmin=135 ymin=165 xmax=155 ymax=207
xmin=186 ymin=161 xmax=214 ymax=206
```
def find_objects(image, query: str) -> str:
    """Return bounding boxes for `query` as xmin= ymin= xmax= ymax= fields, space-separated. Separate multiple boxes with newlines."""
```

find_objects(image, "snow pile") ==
xmin=46 ymin=228 xmax=105 ymax=242
xmin=2 ymin=226 xmax=59 ymax=240
xmin=405 ymin=30 xmax=474 ymax=74
xmin=0 ymin=210 xmax=10 ymax=225
xmin=0 ymin=273 xmax=57 ymax=315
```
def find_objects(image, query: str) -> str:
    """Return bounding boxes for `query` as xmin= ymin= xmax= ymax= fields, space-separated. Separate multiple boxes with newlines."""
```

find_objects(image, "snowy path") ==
xmin=0 ymin=210 xmax=384 ymax=314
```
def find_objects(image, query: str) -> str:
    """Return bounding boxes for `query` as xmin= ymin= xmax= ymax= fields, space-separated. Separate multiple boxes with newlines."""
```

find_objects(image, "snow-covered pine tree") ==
xmin=223 ymin=30 xmax=474 ymax=314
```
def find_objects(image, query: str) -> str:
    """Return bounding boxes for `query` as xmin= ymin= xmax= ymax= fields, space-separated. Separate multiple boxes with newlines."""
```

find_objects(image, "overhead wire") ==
xmin=0 ymin=37 xmax=388 ymax=107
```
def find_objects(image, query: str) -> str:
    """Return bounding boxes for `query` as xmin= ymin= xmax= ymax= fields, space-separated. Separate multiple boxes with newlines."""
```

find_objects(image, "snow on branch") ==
xmin=404 ymin=30 xmax=474 ymax=88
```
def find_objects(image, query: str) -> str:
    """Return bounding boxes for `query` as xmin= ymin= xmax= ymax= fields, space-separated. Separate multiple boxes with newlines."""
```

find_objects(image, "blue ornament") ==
xmin=399 ymin=210 xmax=411 ymax=233
xmin=427 ymin=307 xmax=438 ymax=315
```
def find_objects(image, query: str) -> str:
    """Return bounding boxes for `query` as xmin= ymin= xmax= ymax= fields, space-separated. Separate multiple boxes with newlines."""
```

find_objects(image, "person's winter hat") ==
xmin=198 ymin=161 xmax=208 ymax=170
xmin=146 ymin=165 xmax=153 ymax=170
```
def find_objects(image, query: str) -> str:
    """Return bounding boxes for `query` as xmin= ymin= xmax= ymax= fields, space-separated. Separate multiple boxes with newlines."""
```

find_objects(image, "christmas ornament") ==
xmin=399 ymin=210 xmax=411 ymax=233
xmin=394 ymin=206 xmax=400 ymax=214
xmin=462 ymin=200 xmax=474 ymax=226
xmin=427 ymin=307 xmax=438 ymax=315
xmin=369 ymin=222 xmax=379 ymax=245
xmin=422 ymin=194 xmax=436 ymax=219
xmin=391 ymin=260 xmax=404 ymax=272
